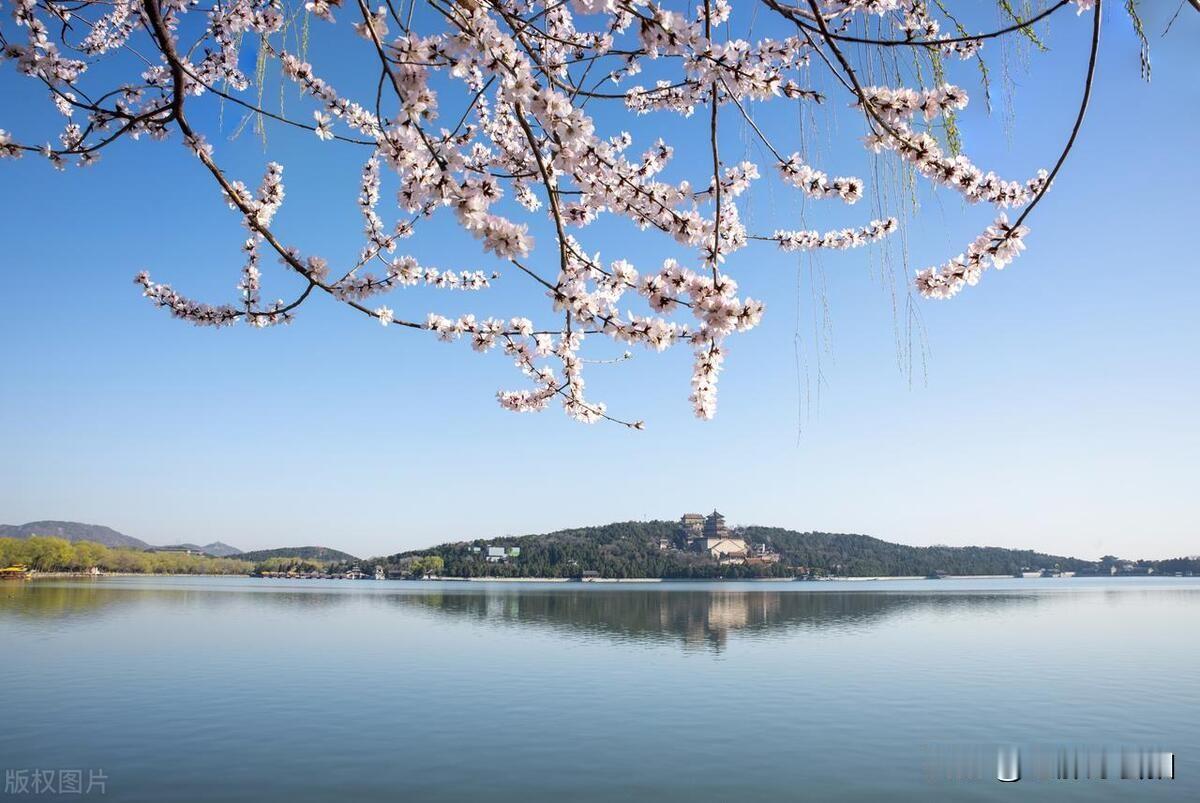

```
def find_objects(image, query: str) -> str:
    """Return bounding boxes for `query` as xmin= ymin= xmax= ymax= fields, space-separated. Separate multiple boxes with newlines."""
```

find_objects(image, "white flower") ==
xmin=313 ymin=111 xmax=333 ymax=141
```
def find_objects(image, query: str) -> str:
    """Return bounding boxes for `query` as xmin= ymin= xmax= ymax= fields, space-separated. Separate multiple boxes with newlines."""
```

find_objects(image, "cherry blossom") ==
xmin=0 ymin=0 xmax=1114 ymax=426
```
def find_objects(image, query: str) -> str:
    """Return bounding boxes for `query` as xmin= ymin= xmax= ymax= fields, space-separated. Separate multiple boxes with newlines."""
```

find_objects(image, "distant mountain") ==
xmin=197 ymin=541 xmax=242 ymax=557
xmin=0 ymin=521 xmax=151 ymax=550
xmin=162 ymin=542 xmax=243 ymax=557
xmin=0 ymin=521 xmax=243 ymax=556
xmin=237 ymin=546 xmax=358 ymax=563
xmin=369 ymin=520 xmax=1102 ymax=579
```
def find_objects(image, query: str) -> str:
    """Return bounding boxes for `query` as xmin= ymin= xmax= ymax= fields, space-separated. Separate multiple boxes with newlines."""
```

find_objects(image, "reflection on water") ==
xmin=4 ymin=579 xmax=1053 ymax=651
xmin=3 ymin=577 xmax=1198 ymax=803
xmin=388 ymin=588 xmax=1042 ymax=651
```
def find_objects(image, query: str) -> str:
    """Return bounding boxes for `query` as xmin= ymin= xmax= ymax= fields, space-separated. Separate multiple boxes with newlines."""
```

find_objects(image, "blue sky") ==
xmin=1 ymin=4 xmax=1196 ymax=560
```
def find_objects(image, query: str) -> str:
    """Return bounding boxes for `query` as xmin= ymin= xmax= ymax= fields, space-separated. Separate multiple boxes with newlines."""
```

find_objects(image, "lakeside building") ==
xmin=482 ymin=546 xmax=521 ymax=563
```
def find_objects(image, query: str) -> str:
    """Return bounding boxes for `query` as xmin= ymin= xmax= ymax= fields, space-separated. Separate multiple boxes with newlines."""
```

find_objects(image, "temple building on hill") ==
xmin=706 ymin=539 xmax=750 ymax=564
xmin=680 ymin=510 xmax=750 ymax=564
xmin=703 ymin=510 xmax=730 ymax=540
xmin=680 ymin=513 xmax=705 ymax=540
xmin=747 ymin=543 xmax=781 ymax=566
xmin=676 ymin=511 xmax=782 ymax=566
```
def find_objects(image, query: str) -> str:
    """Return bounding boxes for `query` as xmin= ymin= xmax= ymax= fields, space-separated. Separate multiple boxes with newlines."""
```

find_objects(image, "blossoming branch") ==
xmin=0 ymin=0 xmax=1109 ymax=425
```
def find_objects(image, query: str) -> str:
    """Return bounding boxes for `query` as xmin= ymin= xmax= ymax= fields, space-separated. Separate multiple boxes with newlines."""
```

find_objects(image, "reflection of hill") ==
xmin=1 ymin=581 xmax=1041 ymax=653
xmin=0 ymin=582 xmax=134 ymax=620
xmin=390 ymin=589 xmax=1040 ymax=652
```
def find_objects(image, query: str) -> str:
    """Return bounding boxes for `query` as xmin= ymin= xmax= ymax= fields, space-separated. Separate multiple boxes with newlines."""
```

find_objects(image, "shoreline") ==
xmin=17 ymin=572 xmax=1185 ymax=583
xmin=23 ymin=571 xmax=249 ymax=579
xmin=272 ymin=574 xmax=1174 ymax=583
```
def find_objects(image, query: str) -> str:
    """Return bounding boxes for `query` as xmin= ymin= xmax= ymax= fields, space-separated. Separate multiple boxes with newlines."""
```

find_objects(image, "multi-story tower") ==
xmin=703 ymin=510 xmax=729 ymax=540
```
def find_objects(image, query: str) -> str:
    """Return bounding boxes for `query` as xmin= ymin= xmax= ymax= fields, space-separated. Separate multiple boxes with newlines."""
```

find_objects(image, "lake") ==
xmin=2 ymin=576 xmax=1196 ymax=801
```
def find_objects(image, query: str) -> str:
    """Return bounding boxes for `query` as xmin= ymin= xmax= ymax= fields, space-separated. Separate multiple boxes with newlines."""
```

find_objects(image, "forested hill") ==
xmin=236 ymin=546 xmax=359 ymax=563
xmin=368 ymin=521 xmax=1096 ymax=579
xmin=379 ymin=521 xmax=692 ymax=578
xmin=739 ymin=527 xmax=1092 ymax=577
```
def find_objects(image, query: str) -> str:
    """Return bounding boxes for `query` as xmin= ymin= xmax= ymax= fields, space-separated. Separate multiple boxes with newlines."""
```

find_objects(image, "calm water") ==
xmin=2 ymin=576 xmax=1197 ymax=801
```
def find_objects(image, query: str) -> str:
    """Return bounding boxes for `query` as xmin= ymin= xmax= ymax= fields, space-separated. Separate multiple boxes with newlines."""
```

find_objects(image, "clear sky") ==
xmin=1 ymin=4 xmax=1196 ymax=560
